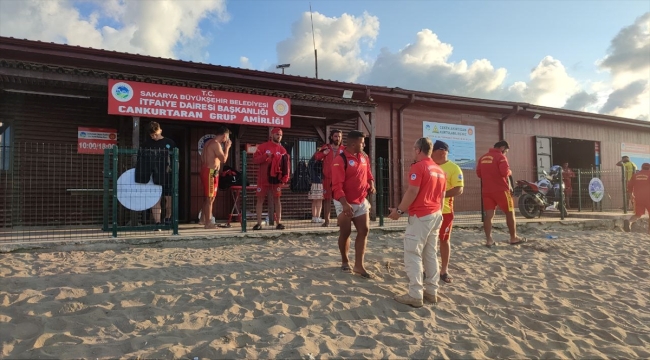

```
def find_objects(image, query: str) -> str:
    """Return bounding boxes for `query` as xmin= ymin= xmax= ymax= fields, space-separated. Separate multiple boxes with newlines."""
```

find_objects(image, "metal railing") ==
xmin=0 ymin=143 xmax=634 ymax=243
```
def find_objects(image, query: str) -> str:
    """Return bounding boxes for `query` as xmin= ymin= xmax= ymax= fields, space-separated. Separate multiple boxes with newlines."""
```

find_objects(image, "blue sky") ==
xmin=214 ymin=1 xmax=648 ymax=83
xmin=0 ymin=0 xmax=648 ymax=119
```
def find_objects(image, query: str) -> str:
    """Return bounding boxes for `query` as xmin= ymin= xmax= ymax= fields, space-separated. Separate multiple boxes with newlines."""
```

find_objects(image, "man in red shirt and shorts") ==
xmin=331 ymin=130 xmax=375 ymax=278
xmin=476 ymin=141 xmax=527 ymax=247
xmin=313 ymin=129 xmax=345 ymax=227
xmin=624 ymin=163 xmax=650 ymax=235
xmin=388 ymin=137 xmax=447 ymax=308
xmin=252 ymin=127 xmax=289 ymax=230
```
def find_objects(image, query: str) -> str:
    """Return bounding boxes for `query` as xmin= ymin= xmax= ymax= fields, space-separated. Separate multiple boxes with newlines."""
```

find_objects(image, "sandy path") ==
xmin=1 ymin=227 xmax=649 ymax=359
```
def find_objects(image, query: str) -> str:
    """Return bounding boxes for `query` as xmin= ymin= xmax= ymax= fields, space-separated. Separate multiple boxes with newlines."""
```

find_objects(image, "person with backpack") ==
xmin=252 ymin=127 xmax=290 ymax=230
xmin=331 ymin=130 xmax=375 ymax=278
xmin=307 ymin=154 xmax=324 ymax=223
xmin=313 ymin=129 xmax=345 ymax=227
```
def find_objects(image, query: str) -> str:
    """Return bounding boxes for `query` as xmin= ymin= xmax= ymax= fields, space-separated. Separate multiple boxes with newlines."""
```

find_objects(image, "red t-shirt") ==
xmin=331 ymin=150 xmax=374 ymax=205
xmin=562 ymin=168 xmax=575 ymax=189
xmin=476 ymin=148 xmax=512 ymax=193
xmin=313 ymin=144 xmax=345 ymax=180
xmin=253 ymin=140 xmax=288 ymax=186
xmin=628 ymin=169 xmax=650 ymax=202
xmin=408 ymin=158 xmax=446 ymax=217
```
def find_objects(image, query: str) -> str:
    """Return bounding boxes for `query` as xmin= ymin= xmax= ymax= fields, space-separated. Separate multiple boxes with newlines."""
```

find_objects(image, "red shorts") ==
xmin=200 ymin=167 xmax=219 ymax=198
xmin=483 ymin=191 xmax=514 ymax=212
xmin=438 ymin=213 xmax=454 ymax=242
xmin=634 ymin=200 xmax=650 ymax=217
xmin=256 ymin=185 xmax=282 ymax=198
xmin=322 ymin=177 xmax=332 ymax=199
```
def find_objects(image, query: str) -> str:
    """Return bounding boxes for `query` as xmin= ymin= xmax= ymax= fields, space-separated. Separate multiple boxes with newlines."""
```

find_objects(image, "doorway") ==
xmin=374 ymin=138 xmax=390 ymax=216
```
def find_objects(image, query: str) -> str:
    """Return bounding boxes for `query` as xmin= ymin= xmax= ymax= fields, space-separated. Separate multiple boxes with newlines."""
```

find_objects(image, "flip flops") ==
xmin=509 ymin=237 xmax=528 ymax=245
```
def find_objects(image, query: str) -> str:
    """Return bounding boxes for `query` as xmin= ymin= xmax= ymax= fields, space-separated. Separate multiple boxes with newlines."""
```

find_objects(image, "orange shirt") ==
xmin=331 ymin=150 xmax=374 ymax=204
xmin=628 ymin=169 xmax=650 ymax=202
xmin=313 ymin=144 xmax=345 ymax=179
xmin=408 ymin=158 xmax=447 ymax=217
xmin=253 ymin=141 xmax=287 ymax=186
xmin=476 ymin=148 xmax=512 ymax=193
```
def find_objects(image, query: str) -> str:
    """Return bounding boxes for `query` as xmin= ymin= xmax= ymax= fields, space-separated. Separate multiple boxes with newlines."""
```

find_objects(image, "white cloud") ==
xmin=239 ymin=56 xmax=252 ymax=69
xmin=0 ymin=0 xmax=229 ymax=61
xmin=273 ymin=11 xmax=379 ymax=81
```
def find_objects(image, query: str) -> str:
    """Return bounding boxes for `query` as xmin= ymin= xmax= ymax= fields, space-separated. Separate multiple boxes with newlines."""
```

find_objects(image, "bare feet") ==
xmin=204 ymin=224 xmax=217 ymax=229
xmin=352 ymin=266 xmax=373 ymax=278
xmin=509 ymin=237 xmax=528 ymax=245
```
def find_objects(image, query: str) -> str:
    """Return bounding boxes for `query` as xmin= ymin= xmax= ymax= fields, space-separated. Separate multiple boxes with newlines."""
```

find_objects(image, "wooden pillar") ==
xmin=358 ymin=111 xmax=376 ymax=221
xmin=132 ymin=117 xmax=140 ymax=149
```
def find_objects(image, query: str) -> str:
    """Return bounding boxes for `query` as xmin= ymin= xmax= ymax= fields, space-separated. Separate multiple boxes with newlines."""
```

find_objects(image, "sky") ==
xmin=0 ymin=0 xmax=648 ymax=120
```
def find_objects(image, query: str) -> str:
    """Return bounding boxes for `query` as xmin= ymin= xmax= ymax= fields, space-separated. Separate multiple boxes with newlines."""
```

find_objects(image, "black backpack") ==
xmin=291 ymin=161 xmax=311 ymax=192
xmin=219 ymin=165 xmax=249 ymax=189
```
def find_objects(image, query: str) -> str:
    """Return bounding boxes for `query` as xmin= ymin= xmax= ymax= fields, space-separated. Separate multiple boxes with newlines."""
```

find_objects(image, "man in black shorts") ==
xmin=143 ymin=121 xmax=176 ymax=226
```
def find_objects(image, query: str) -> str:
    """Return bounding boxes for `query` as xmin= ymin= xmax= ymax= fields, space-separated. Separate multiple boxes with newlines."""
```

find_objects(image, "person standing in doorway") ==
xmin=314 ymin=129 xmax=345 ymax=227
xmin=143 ymin=121 xmax=176 ymax=228
xmin=252 ymin=127 xmax=289 ymax=230
xmin=476 ymin=141 xmax=527 ymax=247
xmin=388 ymin=137 xmax=447 ymax=308
xmin=617 ymin=156 xmax=638 ymax=210
xmin=199 ymin=126 xmax=231 ymax=229
xmin=331 ymin=130 xmax=375 ymax=277
xmin=624 ymin=163 xmax=650 ymax=235
xmin=431 ymin=140 xmax=464 ymax=284
xmin=562 ymin=162 xmax=576 ymax=209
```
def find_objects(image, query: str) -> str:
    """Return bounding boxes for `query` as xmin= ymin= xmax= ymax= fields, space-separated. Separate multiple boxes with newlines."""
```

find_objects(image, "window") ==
xmin=298 ymin=139 xmax=317 ymax=161
xmin=0 ymin=125 xmax=10 ymax=171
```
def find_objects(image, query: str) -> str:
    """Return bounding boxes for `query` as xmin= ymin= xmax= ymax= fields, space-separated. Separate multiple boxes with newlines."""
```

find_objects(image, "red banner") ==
xmin=107 ymin=80 xmax=291 ymax=128
xmin=78 ymin=127 xmax=118 ymax=154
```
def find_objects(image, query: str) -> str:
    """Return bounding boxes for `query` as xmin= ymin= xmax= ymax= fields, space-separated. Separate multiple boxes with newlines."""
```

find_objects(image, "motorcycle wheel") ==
xmin=518 ymin=194 xmax=541 ymax=219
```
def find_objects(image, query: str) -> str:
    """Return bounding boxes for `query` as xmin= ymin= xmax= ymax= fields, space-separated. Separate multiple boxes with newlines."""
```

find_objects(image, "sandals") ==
xmin=440 ymin=273 xmax=452 ymax=283
xmin=341 ymin=265 xmax=352 ymax=273
xmin=510 ymin=237 xmax=528 ymax=245
xmin=276 ymin=223 xmax=285 ymax=230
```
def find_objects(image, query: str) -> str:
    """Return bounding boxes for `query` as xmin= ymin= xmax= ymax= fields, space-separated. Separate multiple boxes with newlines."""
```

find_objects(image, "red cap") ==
xmin=271 ymin=127 xmax=283 ymax=135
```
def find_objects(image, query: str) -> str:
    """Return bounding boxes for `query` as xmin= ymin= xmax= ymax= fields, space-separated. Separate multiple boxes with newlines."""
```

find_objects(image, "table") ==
xmin=227 ymin=184 xmax=289 ymax=226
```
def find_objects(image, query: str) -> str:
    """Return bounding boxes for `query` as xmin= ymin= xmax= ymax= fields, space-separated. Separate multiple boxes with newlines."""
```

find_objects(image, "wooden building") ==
xmin=1 ymin=37 xmax=649 ymax=228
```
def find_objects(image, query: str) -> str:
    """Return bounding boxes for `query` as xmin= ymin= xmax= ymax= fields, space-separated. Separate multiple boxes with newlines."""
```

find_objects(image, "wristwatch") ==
xmin=396 ymin=209 xmax=405 ymax=215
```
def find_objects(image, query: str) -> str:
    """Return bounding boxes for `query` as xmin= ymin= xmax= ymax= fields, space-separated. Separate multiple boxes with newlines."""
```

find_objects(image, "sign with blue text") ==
xmin=423 ymin=121 xmax=476 ymax=169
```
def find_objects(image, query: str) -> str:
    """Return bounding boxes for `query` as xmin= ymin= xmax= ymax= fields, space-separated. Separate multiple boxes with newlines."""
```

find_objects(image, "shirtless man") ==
xmin=200 ymin=126 xmax=231 ymax=229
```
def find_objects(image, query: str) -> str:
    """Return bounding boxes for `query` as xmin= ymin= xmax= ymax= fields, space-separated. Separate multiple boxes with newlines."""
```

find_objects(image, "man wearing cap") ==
xmin=252 ymin=127 xmax=289 ymax=230
xmin=617 ymin=156 xmax=638 ymax=210
xmin=431 ymin=140 xmax=464 ymax=284
xmin=313 ymin=129 xmax=345 ymax=227
xmin=476 ymin=141 xmax=527 ymax=246
xmin=624 ymin=163 xmax=650 ymax=235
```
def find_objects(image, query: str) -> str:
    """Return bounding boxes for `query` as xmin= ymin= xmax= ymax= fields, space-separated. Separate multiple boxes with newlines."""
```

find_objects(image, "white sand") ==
xmin=1 ymin=225 xmax=649 ymax=359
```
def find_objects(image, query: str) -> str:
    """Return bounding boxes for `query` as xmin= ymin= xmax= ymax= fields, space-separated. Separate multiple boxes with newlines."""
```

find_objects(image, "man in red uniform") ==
xmin=476 ymin=141 xmax=527 ymax=247
xmin=331 ymin=130 xmax=375 ymax=277
xmin=624 ymin=163 xmax=650 ymax=235
xmin=313 ymin=129 xmax=345 ymax=227
xmin=252 ymin=127 xmax=289 ymax=230
xmin=562 ymin=162 xmax=576 ymax=209
xmin=388 ymin=137 xmax=447 ymax=308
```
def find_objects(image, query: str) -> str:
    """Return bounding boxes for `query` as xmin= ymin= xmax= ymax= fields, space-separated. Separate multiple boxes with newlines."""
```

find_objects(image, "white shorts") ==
xmin=308 ymin=183 xmax=324 ymax=200
xmin=333 ymin=199 xmax=371 ymax=218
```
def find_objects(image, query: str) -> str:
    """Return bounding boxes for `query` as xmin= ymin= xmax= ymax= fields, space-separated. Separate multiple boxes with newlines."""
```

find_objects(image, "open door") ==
xmin=536 ymin=136 xmax=552 ymax=179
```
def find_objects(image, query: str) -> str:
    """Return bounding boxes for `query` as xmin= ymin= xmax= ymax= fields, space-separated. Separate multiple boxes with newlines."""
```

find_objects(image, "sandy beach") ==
xmin=1 ymin=223 xmax=649 ymax=359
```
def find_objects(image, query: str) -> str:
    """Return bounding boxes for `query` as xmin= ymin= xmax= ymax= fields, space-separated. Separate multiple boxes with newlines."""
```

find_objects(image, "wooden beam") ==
xmin=132 ymin=117 xmax=140 ymax=149
xmin=0 ymin=67 xmax=107 ymax=86
xmin=314 ymin=126 xmax=326 ymax=143
xmin=293 ymin=99 xmax=375 ymax=114
xmin=358 ymin=111 xmax=371 ymax=133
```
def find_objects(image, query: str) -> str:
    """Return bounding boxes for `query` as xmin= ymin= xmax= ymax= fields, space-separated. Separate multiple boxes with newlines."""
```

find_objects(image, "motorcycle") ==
xmin=513 ymin=165 xmax=568 ymax=218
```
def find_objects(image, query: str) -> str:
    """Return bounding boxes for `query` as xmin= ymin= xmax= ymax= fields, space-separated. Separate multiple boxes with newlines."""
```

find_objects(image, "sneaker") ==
xmin=164 ymin=218 xmax=172 ymax=226
xmin=394 ymin=293 xmax=423 ymax=308
xmin=154 ymin=223 xmax=162 ymax=232
xmin=423 ymin=292 xmax=441 ymax=304
xmin=252 ymin=223 xmax=263 ymax=231
xmin=276 ymin=223 xmax=286 ymax=230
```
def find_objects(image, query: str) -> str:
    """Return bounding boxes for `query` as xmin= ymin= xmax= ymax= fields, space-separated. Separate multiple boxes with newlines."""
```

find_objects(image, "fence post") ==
xmin=621 ymin=165 xmax=628 ymax=215
xmin=241 ymin=151 xmax=247 ymax=233
xmin=559 ymin=167 xmax=565 ymax=220
xmin=591 ymin=167 xmax=595 ymax=212
xmin=378 ymin=157 xmax=384 ymax=227
xmin=103 ymin=148 xmax=110 ymax=231
xmin=111 ymin=146 xmax=119 ymax=238
xmin=597 ymin=165 xmax=603 ymax=212
xmin=172 ymin=148 xmax=179 ymax=235
xmin=577 ymin=169 xmax=582 ymax=212
xmin=479 ymin=179 xmax=485 ymax=222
